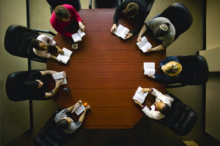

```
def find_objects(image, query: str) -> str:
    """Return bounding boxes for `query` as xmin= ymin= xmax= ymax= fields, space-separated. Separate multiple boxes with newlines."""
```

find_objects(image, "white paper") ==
xmin=57 ymin=48 xmax=72 ymax=64
xmin=74 ymin=104 xmax=85 ymax=115
xmin=136 ymin=37 xmax=152 ymax=53
xmin=132 ymin=86 xmax=148 ymax=104
xmin=143 ymin=62 xmax=155 ymax=75
xmin=72 ymin=29 xmax=86 ymax=42
xmin=114 ymin=24 xmax=130 ymax=40
xmin=52 ymin=71 xmax=67 ymax=85
xmin=71 ymin=102 xmax=81 ymax=113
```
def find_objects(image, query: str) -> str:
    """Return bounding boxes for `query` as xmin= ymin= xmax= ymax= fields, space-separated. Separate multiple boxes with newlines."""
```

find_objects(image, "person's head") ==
xmin=162 ymin=61 xmax=182 ymax=76
xmin=125 ymin=2 xmax=139 ymax=18
xmin=56 ymin=118 xmax=72 ymax=131
xmin=55 ymin=5 xmax=70 ymax=22
xmin=155 ymin=101 xmax=171 ymax=116
xmin=27 ymin=37 xmax=48 ymax=50
xmin=154 ymin=23 xmax=170 ymax=37
xmin=23 ymin=78 xmax=43 ymax=90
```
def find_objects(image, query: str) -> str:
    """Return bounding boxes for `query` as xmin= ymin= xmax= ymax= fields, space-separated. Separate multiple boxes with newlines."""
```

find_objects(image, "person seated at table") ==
xmin=55 ymin=100 xmax=90 ymax=134
xmin=148 ymin=56 xmax=182 ymax=84
xmin=23 ymin=70 xmax=66 ymax=100
xmin=137 ymin=17 xmax=176 ymax=52
xmin=134 ymin=87 xmax=173 ymax=120
xmin=50 ymin=4 xmax=85 ymax=38
xmin=28 ymin=35 xmax=64 ymax=62
xmin=111 ymin=0 xmax=151 ymax=40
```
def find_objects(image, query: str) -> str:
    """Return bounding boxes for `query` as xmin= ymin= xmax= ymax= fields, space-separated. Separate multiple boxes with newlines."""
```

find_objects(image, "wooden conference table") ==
xmin=47 ymin=9 xmax=166 ymax=129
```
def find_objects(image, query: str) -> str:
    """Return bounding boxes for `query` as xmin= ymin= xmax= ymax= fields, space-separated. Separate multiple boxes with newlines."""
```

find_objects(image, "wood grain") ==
xmin=47 ymin=9 xmax=166 ymax=129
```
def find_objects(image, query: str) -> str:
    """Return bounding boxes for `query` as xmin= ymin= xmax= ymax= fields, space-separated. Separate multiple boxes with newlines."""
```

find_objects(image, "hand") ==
xmin=137 ymin=36 xmax=142 ymax=42
xmin=125 ymin=33 xmax=133 ymax=40
xmin=134 ymin=100 xmax=143 ymax=108
xmin=58 ymin=49 xmax=64 ymax=55
xmin=79 ymin=22 xmax=85 ymax=32
xmin=148 ymin=74 xmax=155 ymax=79
xmin=111 ymin=24 xmax=117 ymax=33
xmin=55 ymin=78 xmax=63 ymax=87
xmin=141 ymin=88 xmax=152 ymax=93
xmin=62 ymin=71 xmax=67 ymax=77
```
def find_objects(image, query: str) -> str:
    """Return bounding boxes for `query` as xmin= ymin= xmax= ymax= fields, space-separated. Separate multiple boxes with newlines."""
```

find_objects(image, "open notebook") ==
xmin=57 ymin=48 xmax=73 ymax=64
xmin=114 ymin=24 xmax=130 ymax=40
xmin=143 ymin=62 xmax=155 ymax=75
xmin=72 ymin=29 xmax=85 ymax=42
xmin=132 ymin=86 xmax=148 ymax=104
xmin=52 ymin=71 xmax=67 ymax=85
xmin=136 ymin=36 xmax=152 ymax=53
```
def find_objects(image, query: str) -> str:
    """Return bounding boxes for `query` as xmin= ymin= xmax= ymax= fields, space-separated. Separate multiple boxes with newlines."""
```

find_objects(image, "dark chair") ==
xmin=154 ymin=3 xmax=193 ymax=40
xmin=6 ymin=70 xmax=48 ymax=101
xmin=89 ymin=0 xmax=121 ymax=9
xmin=166 ymin=55 xmax=209 ymax=88
xmin=157 ymin=92 xmax=197 ymax=136
xmin=33 ymin=109 xmax=81 ymax=146
xmin=46 ymin=0 xmax=82 ymax=13
xmin=4 ymin=24 xmax=55 ymax=63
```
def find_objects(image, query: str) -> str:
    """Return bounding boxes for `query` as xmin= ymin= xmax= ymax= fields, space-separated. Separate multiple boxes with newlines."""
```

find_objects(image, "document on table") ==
xmin=143 ymin=62 xmax=155 ymax=75
xmin=136 ymin=36 xmax=152 ymax=53
xmin=132 ymin=86 xmax=148 ymax=104
xmin=114 ymin=24 xmax=130 ymax=40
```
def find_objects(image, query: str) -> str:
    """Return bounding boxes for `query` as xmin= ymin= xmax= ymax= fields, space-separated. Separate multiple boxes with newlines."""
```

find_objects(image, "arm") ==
xmin=54 ymin=44 xmax=64 ymax=55
xmin=50 ymin=55 xmax=60 ymax=62
xmin=45 ymin=79 xmax=63 ymax=98
xmin=149 ymin=44 xmax=165 ymax=52
xmin=113 ymin=1 xmax=128 ymax=24
xmin=142 ymin=106 xmax=164 ymax=120
xmin=39 ymin=70 xmax=58 ymax=76
xmin=137 ymin=24 xmax=148 ymax=42
xmin=130 ymin=12 xmax=147 ymax=35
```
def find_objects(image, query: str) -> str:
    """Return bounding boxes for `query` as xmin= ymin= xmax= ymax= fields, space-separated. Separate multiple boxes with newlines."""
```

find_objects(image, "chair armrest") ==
xmin=166 ymin=82 xmax=186 ymax=88
xmin=50 ymin=6 xmax=53 ymax=14
xmin=33 ymin=29 xmax=56 ymax=36
xmin=146 ymin=0 xmax=155 ymax=17
xmin=89 ymin=0 xmax=92 ymax=9
xmin=46 ymin=108 xmax=62 ymax=124
xmin=117 ymin=0 xmax=122 ymax=7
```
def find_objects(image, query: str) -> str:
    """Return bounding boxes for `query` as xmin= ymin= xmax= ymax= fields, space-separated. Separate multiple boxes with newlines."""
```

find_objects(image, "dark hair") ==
xmin=23 ymin=78 xmax=39 ymax=90
xmin=125 ymin=3 xmax=139 ymax=18
xmin=55 ymin=5 xmax=70 ymax=19
xmin=159 ymin=103 xmax=171 ymax=116
xmin=56 ymin=119 xmax=69 ymax=131
xmin=154 ymin=23 xmax=170 ymax=37
xmin=27 ymin=36 xmax=41 ymax=49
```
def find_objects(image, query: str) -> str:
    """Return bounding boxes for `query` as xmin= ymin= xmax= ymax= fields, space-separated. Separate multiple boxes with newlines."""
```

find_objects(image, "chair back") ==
xmin=4 ymin=25 xmax=39 ymax=58
xmin=46 ymin=0 xmax=82 ymax=12
xmin=178 ymin=55 xmax=209 ymax=85
xmin=34 ymin=109 xmax=80 ymax=146
xmin=158 ymin=93 xmax=197 ymax=136
xmin=6 ymin=71 xmax=34 ymax=101
xmin=159 ymin=3 xmax=193 ymax=39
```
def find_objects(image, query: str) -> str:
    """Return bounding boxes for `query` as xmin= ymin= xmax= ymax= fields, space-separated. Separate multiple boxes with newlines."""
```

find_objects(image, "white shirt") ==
xmin=33 ymin=34 xmax=56 ymax=58
xmin=142 ymin=88 xmax=174 ymax=120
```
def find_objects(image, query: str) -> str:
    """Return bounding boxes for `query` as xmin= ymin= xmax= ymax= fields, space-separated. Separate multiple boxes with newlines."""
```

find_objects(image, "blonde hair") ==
xmin=163 ymin=61 xmax=182 ymax=76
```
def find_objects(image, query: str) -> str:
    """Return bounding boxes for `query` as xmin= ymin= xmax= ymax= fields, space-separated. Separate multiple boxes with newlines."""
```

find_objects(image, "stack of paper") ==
xmin=52 ymin=71 xmax=67 ymax=85
xmin=72 ymin=29 xmax=85 ymax=42
xmin=57 ymin=48 xmax=73 ymax=64
xmin=143 ymin=62 xmax=155 ymax=75
xmin=114 ymin=24 xmax=130 ymax=40
xmin=74 ymin=104 xmax=86 ymax=115
xmin=132 ymin=86 xmax=148 ymax=104
xmin=136 ymin=36 xmax=152 ymax=53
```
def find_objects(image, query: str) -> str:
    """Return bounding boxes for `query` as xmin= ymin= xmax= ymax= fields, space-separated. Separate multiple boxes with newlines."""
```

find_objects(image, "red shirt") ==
xmin=50 ymin=4 xmax=82 ymax=38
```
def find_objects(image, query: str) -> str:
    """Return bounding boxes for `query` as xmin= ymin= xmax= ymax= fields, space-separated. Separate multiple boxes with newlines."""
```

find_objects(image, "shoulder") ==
xmin=62 ymin=4 xmax=75 ymax=11
xmin=29 ymin=71 xmax=42 ymax=78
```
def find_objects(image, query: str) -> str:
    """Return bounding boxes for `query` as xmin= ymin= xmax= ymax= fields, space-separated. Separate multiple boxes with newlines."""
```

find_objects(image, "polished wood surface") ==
xmin=47 ymin=9 xmax=166 ymax=129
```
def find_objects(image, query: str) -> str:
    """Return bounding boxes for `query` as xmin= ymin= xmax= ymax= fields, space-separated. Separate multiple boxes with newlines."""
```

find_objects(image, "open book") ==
xmin=52 ymin=71 xmax=67 ymax=85
xmin=114 ymin=24 xmax=130 ymax=40
xmin=136 ymin=37 xmax=152 ymax=53
xmin=72 ymin=104 xmax=85 ymax=115
xmin=57 ymin=48 xmax=73 ymax=64
xmin=71 ymin=29 xmax=85 ymax=42
xmin=143 ymin=62 xmax=155 ymax=75
xmin=132 ymin=86 xmax=148 ymax=104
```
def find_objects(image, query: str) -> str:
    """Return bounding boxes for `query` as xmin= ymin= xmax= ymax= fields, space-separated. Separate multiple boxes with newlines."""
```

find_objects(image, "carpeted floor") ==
xmin=27 ymin=0 xmax=205 ymax=145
